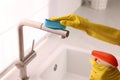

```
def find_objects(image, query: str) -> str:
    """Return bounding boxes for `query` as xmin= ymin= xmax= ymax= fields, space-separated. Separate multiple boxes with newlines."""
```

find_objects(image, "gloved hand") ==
xmin=49 ymin=14 xmax=89 ymax=31
xmin=89 ymin=59 xmax=120 ymax=80
xmin=50 ymin=14 xmax=120 ymax=45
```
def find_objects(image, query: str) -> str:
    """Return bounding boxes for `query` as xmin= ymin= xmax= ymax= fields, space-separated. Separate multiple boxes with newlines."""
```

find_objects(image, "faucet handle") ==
xmin=31 ymin=39 xmax=35 ymax=51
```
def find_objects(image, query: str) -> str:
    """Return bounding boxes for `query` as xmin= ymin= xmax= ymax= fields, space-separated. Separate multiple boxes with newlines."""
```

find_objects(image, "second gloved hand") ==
xmin=89 ymin=59 xmax=120 ymax=80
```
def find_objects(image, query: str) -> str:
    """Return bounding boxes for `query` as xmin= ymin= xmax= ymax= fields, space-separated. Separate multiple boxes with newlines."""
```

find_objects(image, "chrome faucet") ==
xmin=15 ymin=19 xmax=69 ymax=80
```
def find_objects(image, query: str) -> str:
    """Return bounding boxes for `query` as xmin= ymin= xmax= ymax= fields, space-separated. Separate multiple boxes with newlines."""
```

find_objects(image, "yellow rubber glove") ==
xmin=50 ymin=14 xmax=89 ymax=31
xmin=49 ymin=14 xmax=120 ymax=45
xmin=89 ymin=59 xmax=120 ymax=80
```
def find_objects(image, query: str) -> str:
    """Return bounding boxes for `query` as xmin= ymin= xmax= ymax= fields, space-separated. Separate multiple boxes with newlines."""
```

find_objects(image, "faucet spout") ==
xmin=16 ymin=19 xmax=69 ymax=80
xmin=18 ymin=19 xmax=69 ymax=38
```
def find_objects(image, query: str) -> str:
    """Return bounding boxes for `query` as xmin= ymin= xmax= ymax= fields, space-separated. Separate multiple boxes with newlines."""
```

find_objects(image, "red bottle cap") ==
xmin=92 ymin=50 xmax=118 ymax=67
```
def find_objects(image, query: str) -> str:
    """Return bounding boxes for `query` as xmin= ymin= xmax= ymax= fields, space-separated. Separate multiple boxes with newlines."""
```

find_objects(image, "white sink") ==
xmin=38 ymin=46 xmax=92 ymax=80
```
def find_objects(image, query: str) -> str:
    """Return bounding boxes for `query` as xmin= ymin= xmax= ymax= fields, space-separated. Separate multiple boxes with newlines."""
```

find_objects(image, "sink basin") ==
xmin=38 ymin=46 xmax=92 ymax=80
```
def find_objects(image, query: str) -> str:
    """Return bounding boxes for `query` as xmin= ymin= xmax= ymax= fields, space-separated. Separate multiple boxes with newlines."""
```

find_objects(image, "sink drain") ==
xmin=53 ymin=64 xmax=58 ymax=71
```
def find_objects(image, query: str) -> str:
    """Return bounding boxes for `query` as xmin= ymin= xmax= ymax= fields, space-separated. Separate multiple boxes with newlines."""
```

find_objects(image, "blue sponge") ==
xmin=43 ymin=19 xmax=66 ymax=30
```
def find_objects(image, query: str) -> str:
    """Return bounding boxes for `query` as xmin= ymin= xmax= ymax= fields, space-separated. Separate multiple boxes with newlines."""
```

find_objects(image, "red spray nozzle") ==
xmin=92 ymin=50 xmax=118 ymax=67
